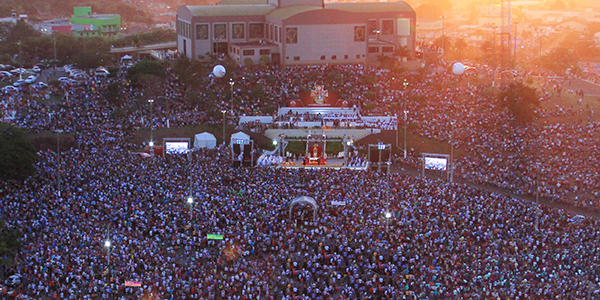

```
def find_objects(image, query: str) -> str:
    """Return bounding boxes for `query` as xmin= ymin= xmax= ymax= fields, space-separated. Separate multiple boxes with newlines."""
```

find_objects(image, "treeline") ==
xmin=0 ymin=20 xmax=175 ymax=69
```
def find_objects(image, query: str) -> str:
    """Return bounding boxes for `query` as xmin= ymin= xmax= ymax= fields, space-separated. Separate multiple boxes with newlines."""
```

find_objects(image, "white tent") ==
xmin=121 ymin=54 xmax=132 ymax=60
xmin=194 ymin=132 xmax=217 ymax=149
xmin=230 ymin=131 xmax=250 ymax=145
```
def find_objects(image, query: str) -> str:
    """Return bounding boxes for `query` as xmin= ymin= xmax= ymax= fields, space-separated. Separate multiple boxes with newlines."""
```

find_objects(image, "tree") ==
xmin=0 ymin=122 xmax=37 ymax=181
xmin=0 ymin=219 xmax=22 ymax=267
xmin=126 ymin=59 xmax=166 ymax=84
xmin=541 ymin=47 xmax=578 ymax=74
xmin=498 ymin=82 xmax=541 ymax=123
xmin=394 ymin=45 xmax=412 ymax=61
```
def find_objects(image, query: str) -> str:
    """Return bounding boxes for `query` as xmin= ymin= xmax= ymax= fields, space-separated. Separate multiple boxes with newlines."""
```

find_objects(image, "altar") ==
xmin=305 ymin=142 xmax=327 ymax=165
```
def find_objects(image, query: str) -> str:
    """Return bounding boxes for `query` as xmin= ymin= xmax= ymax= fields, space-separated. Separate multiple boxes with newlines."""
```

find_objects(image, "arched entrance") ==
xmin=289 ymin=196 xmax=318 ymax=222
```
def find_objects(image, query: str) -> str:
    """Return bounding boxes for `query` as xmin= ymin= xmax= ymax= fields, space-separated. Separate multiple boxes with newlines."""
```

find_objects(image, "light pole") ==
xmin=221 ymin=110 xmax=227 ymax=145
xmin=53 ymin=35 xmax=57 ymax=76
xmin=440 ymin=16 xmax=447 ymax=59
xmin=449 ymin=121 xmax=455 ymax=182
xmin=229 ymin=78 xmax=234 ymax=102
xmin=104 ymin=240 xmax=111 ymax=264
xmin=148 ymin=99 xmax=154 ymax=152
xmin=537 ymin=29 xmax=544 ymax=70
xmin=187 ymin=196 xmax=194 ymax=221
xmin=56 ymin=130 xmax=62 ymax=196
xmin=491 ymin=26 xmax=498 ymax=87
xmin=513 ymin=22 xmax=519 ymax=70
xmin=403 ymin=110 xmax=408 ymax=159
xmin=18 ymin=41 xmax=22 ymax=80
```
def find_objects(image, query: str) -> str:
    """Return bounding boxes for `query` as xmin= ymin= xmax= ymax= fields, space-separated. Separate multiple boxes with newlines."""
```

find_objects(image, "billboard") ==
xmin=424 ymin=157 xmax=447 ymax=171
xmin=165 ymin=141 xmax=189 ymax=154
xmin=287 ymin=85 xmax=347 ymax=107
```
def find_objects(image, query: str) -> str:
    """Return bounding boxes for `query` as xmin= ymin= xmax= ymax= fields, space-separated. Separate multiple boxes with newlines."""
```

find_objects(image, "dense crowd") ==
xmin=2 ymin=146 xmax=600 ymax=299
xmin=0 ymin=59 xmax=599 ymax=299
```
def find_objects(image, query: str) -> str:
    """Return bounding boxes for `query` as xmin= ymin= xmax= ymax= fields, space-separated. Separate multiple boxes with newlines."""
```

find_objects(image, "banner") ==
xmin=207 ymin=234 xmax=224 ymax=240
xmin=125 ymin=281 xmax=142 ymax=287
xmin=293 ymin=85 xmax=342 ymax=107
xmin=331 ymin=201 xmax=346 ymax=206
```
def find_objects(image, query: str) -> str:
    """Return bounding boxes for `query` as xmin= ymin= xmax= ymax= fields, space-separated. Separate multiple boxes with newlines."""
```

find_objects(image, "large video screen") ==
xmin=424 ymin=157 xmax=447 ymax=171
xmin=165 ymin=141 xmax=189 ymax=154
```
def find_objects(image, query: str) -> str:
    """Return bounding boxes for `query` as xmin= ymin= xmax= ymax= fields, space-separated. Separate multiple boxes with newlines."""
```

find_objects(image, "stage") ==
xmin=277 ymin=158 xmax=366 ymax=170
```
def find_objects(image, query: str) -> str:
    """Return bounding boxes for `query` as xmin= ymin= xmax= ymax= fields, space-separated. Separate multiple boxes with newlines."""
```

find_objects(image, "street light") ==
xmin=56 ymin=129 xmax=62 ymax=196
xmin=403 ymin=110 xmax=408 ymax=159
xmin=513 ymin=21 xmax=520 ymax=70
xmin=187 ymin=196 xmax=194 ymax=220
xmin=104 ymin=240 xmax=111 ymax=264
xmin=221 ymin=110 xmax=227 ymax=145
xmin=440 ymin=16 xmax=447 ymax=58
xmin=148 ymin=99 xmax=154 ymax=151
xmin=450 ymin=121 xmax=455 ymax=182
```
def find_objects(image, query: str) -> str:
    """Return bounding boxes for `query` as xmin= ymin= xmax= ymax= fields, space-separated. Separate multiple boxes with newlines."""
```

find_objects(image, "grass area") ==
xmin=356 ymin=130 xmax=457 ymax=158
xmin=28 ymin=131 xmax=76 ymax=152
xmin=132 ymin=123 xmax=234 ymax=147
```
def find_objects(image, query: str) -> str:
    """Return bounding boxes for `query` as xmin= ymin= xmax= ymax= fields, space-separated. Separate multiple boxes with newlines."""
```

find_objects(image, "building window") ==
xmin=368 ymin=47 xmax=378 ymax=53
xmin=354 ymin=26 xmax=365 ymax=42
xmin=356 ymin=54 xmax=361 ymax=59
xmin=196 ymin=24 xmax=208 ymax=40
xmin=279 ymin=27 xmax=282 ymax=43
xmin=214 ymin=24 xmax=227 ymax=39
xmin=344 ymin=55 xmax=348 ymax=59
xmin=243 ymin=49 xmax=255 ymax=56
xmin=260 ymin=49 xmax=271 ymax=55
xmin=382 ymin=46 xmax=394 ymax=53
xmin=320 ymin=55 xmax=326 ymax=60
xmin=294 ymin=56 xmax=300 ymax=61
xmin=232 ymin=23 xmax=245 ymax=39
xmin=286 ymin=28 xmax=297 ymax=44
xmin=368 ymin=20 xmax=377 ymax=35
xmin=382 ymin=20 xmax=394 ymax=35
xmin=249 ymin=23 xmax=264 ymax=38
xmin=270 ymin=24 xmax=274 ymax=40
xmin=332 ymin=55 xmax=336 ymax=60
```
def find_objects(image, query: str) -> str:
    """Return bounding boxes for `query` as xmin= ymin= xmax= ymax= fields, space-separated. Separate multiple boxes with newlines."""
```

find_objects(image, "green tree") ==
xmin=541 ymin=47 xmax=578 ymax=74
xmin=126 ymin=59 xmax=166 ymax=84
xmin=0 ymin=122 xmax=37 ymax=181
xmin=498 ymin=82 xmax=541 ymax=123
xmin=0 ymin=219 xmax=22 ymax=267
xmin=104 ymin=82 xmax=123 ymax=106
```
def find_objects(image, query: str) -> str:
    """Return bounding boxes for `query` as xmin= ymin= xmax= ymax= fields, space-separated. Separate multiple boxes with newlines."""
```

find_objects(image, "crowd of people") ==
xmin=0 ymin=58 xmax=599 ymax=299
xmin=1 ymin=146 xmax=600 ymax=299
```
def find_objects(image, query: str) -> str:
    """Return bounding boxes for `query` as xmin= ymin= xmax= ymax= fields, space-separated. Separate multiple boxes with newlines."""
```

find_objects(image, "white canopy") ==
xmin=230 ymin=131 xmax=250 ymax=145
xmin=194 ymin=132 xmax=217 ymax=149
xmin=121 ymin=54 xmax=132 ymax=60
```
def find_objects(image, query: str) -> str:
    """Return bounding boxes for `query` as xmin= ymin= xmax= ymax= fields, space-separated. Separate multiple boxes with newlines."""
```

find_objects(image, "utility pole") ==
xmin=53 ymin=35 xmax=57 ymax=76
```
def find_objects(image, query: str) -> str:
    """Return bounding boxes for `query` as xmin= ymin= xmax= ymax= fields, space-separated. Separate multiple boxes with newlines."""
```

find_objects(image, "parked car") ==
xmin=24 ymin=75 xmax=37 ymax=84
xmin=95 ymin=68 xmax=110 ymax=76
xmin=10 ymin=68 xmax=26 ymax=74
xmin=1 ymin=85 xmax=18 ymax=92
xmin=32 ymin=66 xmax=41 ymax=73
xmin=58 ymin=77 xmax=70 ymax=83
xmin=32 ymin=81 xmax=48 ymax=88
xmin=72 ymin=73 xmax=86 ymax=80
xmin=13 ymin=79 xmax=25 ymax=86
xmin=0 ymin=71 xmax=12 ymax=78
xmin=63 ymin=64 xmax=72 ymax=72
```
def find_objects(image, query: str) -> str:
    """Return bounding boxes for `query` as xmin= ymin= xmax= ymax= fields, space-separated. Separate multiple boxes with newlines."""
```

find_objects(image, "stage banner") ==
xmin=296 ymin=85 xmax=341 ymax=107
xmin=125 ymin=281 xmax=142 ymax=287
xmin=207 ymin=234 xmax=224 ymax=240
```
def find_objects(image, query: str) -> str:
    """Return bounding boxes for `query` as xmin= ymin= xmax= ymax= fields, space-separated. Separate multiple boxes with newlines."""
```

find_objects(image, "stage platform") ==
xmin=264 ymin=128 xmax=380 ymax=140
xmin=277 ymin=158 xmax=366 ymax=170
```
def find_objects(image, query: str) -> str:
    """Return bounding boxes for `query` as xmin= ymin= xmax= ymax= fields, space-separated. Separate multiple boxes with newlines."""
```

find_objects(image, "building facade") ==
xmin=176 ymin=0 xmax=415 ymax=66
xmin=71 ymin=7 xmax=121 ymax=37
